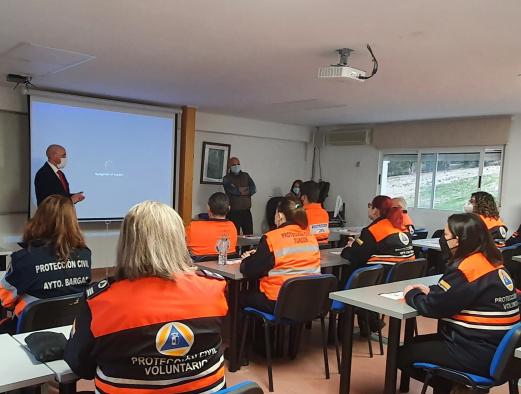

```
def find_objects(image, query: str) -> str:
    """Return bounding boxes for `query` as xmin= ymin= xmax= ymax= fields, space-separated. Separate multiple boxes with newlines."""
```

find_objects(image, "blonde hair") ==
xmin=23 ymin=195 xmax=86 ymax=261
xmin=116 ymin=201 xmax=194 ymax=280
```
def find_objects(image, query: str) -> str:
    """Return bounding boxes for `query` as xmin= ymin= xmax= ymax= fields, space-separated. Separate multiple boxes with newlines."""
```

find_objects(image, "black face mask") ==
xmin=439 ymin=236 xmax=456 ymax=262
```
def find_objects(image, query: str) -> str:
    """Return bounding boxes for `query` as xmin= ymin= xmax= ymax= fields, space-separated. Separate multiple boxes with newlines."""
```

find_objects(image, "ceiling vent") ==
xmin=324 ymin=127 xmax=372 ymax=146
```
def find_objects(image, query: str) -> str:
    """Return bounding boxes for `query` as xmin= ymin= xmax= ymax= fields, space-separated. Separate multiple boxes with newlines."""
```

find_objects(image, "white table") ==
xmin=329 ymin=226 xmax=363 ymax=236
xmin=515 ymin=347 xmax=521 ymax=359
xmin=330 ymin=275 xmax=441 ymax=394
xmin=513 ymin=256 xmax=521 ymax=263
xmin=237 ymin=235 xmax=262 ymax=247
xmin=0 ymin=333 xmax=56 ymax=391
xmin=13 ymin=325 xmax=76 ymax=384
xmin=412 ymin=238 xmax=441 ymax=251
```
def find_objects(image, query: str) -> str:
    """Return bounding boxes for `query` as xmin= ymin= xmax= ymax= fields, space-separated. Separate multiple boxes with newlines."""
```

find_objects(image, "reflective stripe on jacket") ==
xmin=260 ymin=224 xmax=321 ymax=300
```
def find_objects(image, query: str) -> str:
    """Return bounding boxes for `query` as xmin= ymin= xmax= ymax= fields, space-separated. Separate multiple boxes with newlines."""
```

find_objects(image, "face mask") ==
xmin=463 ymin=202 xmax=474 ymax=213
xmin=439 ymin=236 xmax=456 ymax=261
xmin=57 ymin=157 xmax=67 ymax=169
xmin=230 ymin=165 xmax=241 ymax=174
xmin=292 ymin=187 xmax=300 ymax=195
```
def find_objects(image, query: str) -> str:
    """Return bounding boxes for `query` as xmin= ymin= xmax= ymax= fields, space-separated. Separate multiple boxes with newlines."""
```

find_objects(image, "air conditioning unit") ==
xmin=324 ymin=128 xmax=372 ymax=146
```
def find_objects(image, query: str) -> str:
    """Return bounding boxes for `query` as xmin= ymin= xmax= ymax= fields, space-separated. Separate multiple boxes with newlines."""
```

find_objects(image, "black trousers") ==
xmin=240 ymin=290 xmax=276 ymax=314
xmin=398 ymin=334 xmax=478 ymax=393
xmin=228 ymin=209 xmax=253 ymax=235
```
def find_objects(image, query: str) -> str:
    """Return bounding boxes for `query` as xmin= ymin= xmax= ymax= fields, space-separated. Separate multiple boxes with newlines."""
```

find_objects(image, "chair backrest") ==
xmin=385 ymin=258 xmax=428 ymax=283
xmin=431 ymin=229 xmax=444 ymax=239
xmin=412 ymin=229 xmax=428 ymax=240
xmin=489 ymin=322 xmax=521 ymax=383
xmin=265 ymin=197 xmax=284 ymax=230
xmin=331 ymin=265 xmax=384 ymax=311
xmin=217 ymin=381 xmax=263 ymax=394
xmin=16 ymin=293 xmax=83 ymax=334
xmin=274 ymin=274 xmax=337 ymax=322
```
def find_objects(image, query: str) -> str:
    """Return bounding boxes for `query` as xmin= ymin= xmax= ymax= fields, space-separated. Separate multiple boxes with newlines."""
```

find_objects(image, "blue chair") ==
xmin=331 ymin=264 xmax=385 ymax=369
xmin=412 ymin=322 xmax=521 ymax=394
xmin=238 ymin=274 xmax=337 ymax=392
xmin=217 ymin=381 xmax=263 ymax=393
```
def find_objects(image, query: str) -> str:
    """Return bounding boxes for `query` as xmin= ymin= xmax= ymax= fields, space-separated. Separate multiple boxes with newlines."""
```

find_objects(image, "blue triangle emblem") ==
xmin=160 ymin=325 xmax=190 ymax=352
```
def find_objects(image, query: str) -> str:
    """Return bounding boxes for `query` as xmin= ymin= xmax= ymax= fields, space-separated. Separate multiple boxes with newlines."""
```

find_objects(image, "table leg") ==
xmin=384 ymin=317 xmax=402 ymax=394
xmin=0 ymin=255 xmax=6 ymax=270
xmin=328 ymin=265 xmax=342 ymax=344
xmin=399 ymin=318 xmax=415 ymax=392
xmin=227 ymin=279 xmax=240 ymax=372
xmin=339 ymin=305 xmax=355 ymax=394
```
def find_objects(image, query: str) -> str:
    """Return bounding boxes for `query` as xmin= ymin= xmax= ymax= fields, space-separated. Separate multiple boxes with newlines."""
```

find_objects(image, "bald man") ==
xmin=222 ymin=157 xmax=256 ymax=235
xmin=34 ymin=144 xmax=85 ymax=206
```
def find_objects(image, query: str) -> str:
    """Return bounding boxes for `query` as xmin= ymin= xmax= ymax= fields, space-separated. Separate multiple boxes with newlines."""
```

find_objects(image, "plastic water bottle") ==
xmin=217 ymin=234 xmax=230 ymax=265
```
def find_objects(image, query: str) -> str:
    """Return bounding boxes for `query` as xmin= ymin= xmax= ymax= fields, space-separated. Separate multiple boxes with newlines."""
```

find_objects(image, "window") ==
xmin=380 ymin=148 xmax=503 ymax=211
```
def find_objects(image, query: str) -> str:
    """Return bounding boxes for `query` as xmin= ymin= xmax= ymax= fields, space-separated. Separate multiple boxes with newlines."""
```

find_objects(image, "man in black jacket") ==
xmin=34 ymin=144 xmax=85 ymax=206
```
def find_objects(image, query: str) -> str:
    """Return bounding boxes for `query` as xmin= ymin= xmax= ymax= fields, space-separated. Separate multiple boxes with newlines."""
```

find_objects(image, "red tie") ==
xmin=57 ymin=170 xmax=68 ymax=192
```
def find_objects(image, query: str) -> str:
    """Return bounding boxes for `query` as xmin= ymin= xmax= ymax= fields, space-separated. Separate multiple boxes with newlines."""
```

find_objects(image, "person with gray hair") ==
xmin=392 ymin=196 xmax=415 ymax=234
xmin=65 ymin=201 xmax=228 ymax=393
xmin=34 ymin=144 xmax=85 ymax=205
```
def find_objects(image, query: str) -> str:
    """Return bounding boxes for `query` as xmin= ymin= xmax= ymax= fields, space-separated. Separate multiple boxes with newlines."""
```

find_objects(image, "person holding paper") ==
xmin=399 ymin=213 xmax=520 ymax=393
xmin=239 ymin=196 xmax=320 ymax=313
xmin=300 ymin=180 xmax=330 ymax=245
xmin=34 ymin=144 xmax=85 ymax=206
xmin=185 ymin=192 xmax=237 ymax=261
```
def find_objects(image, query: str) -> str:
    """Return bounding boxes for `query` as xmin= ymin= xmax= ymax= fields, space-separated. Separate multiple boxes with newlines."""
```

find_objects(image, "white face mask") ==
xmin=230 ymin=165 xmax=241 ymax=174
xmin=292 ymin=187 xmax=300 ymax=195
xmin=463 ymin=201 xmax=474 ymax=213
xmin=57 ymin=157 xmax=67 ymax=169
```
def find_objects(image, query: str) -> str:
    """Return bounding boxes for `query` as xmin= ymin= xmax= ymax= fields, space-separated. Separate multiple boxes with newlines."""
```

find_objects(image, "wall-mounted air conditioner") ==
xmin=324 ymin=127 xmax=372 ymax=146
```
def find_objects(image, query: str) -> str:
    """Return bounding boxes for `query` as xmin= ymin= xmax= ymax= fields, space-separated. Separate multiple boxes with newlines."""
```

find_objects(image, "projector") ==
xmin=318 ymin=46 xmax=378 ymax=82
xmin=317 ymin=66 xmax=366 ymax=81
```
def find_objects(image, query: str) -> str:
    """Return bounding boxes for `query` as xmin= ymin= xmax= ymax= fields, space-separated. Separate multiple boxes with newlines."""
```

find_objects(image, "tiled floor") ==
xmin=77 ymin=310 xmax=512 ymax=393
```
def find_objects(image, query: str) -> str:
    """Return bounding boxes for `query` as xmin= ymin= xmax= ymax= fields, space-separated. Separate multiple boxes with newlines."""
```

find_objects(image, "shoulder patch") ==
xmin=438 ymin=279 xmax=451 ymax=292
xmin=86 ymin=278 xmax=112 ymax=299
xmin=355 ymin=238 xmax=364 ymax=246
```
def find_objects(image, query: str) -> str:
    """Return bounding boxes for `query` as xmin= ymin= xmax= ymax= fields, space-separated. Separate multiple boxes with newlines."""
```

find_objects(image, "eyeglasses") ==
xmin=367 ymin=203 xmax=373 ymax=209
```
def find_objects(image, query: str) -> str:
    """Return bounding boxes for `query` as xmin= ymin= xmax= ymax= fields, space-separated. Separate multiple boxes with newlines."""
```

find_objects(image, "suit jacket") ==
xmin=35 ymin=162 xmax=71 ymax=205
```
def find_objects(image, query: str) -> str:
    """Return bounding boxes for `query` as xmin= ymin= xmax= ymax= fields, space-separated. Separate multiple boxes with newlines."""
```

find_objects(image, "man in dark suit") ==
xmin=34 ymin=144 xmax=85 ymax=206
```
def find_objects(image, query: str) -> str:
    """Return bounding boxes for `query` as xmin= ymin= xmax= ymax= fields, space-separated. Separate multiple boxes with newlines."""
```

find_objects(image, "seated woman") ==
xmin=65 ymin=201 xmax=228 ymax=393
xmin=0 ymin=195 xmax=91 ymax=334
xmin=465 ymin=191 xmax=508 ymax=246
xmin=240 ymin=196 xmax=320 ymax=313
xmin=399 ymin=213 xmax=520 ymax=393
xmin=186 ymin=192 xmax=238 ymax=261
xmin=286 ymin=179 xmax=302 ymax=199
xmin=341 ymin=195 xmax=415 ymax=278
xmin=392 ymin=196 xmax=415 ymax=234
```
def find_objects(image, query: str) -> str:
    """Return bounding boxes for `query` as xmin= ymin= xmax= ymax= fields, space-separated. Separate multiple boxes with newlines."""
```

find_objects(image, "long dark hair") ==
xmin=471 ymin=191 xmax=500 ymax=219
xmin=277 ymin=196 xmax=308 ymax=230
xmin=447 ymin=213 xmax=503 ymax=265
xmin=371 ymin=195 xmax=403 ymax=229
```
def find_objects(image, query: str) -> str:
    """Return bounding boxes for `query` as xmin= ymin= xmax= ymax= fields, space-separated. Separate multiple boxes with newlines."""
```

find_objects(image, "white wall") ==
xmin=320 ymin=115 xmax=521 ymax=235
xmin=193 ymin=113 xmax=313 ymax=233
xmin=0 ymin=86 xmax=312 ymax=267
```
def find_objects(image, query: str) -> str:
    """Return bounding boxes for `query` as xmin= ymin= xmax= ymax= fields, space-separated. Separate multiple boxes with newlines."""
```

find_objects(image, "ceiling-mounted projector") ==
xmin=318 ymin=45 xmax=378 ymax=82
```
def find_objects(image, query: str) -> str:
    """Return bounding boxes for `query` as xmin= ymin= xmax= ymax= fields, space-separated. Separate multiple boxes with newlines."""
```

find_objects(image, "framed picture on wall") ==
xmin=200 ymin=142 xmax=231 ymax=184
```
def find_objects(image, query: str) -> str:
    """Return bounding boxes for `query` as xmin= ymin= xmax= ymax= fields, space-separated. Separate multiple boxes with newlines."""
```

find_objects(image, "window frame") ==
xmin=378 ymin=145 xmax=505 ymax=211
